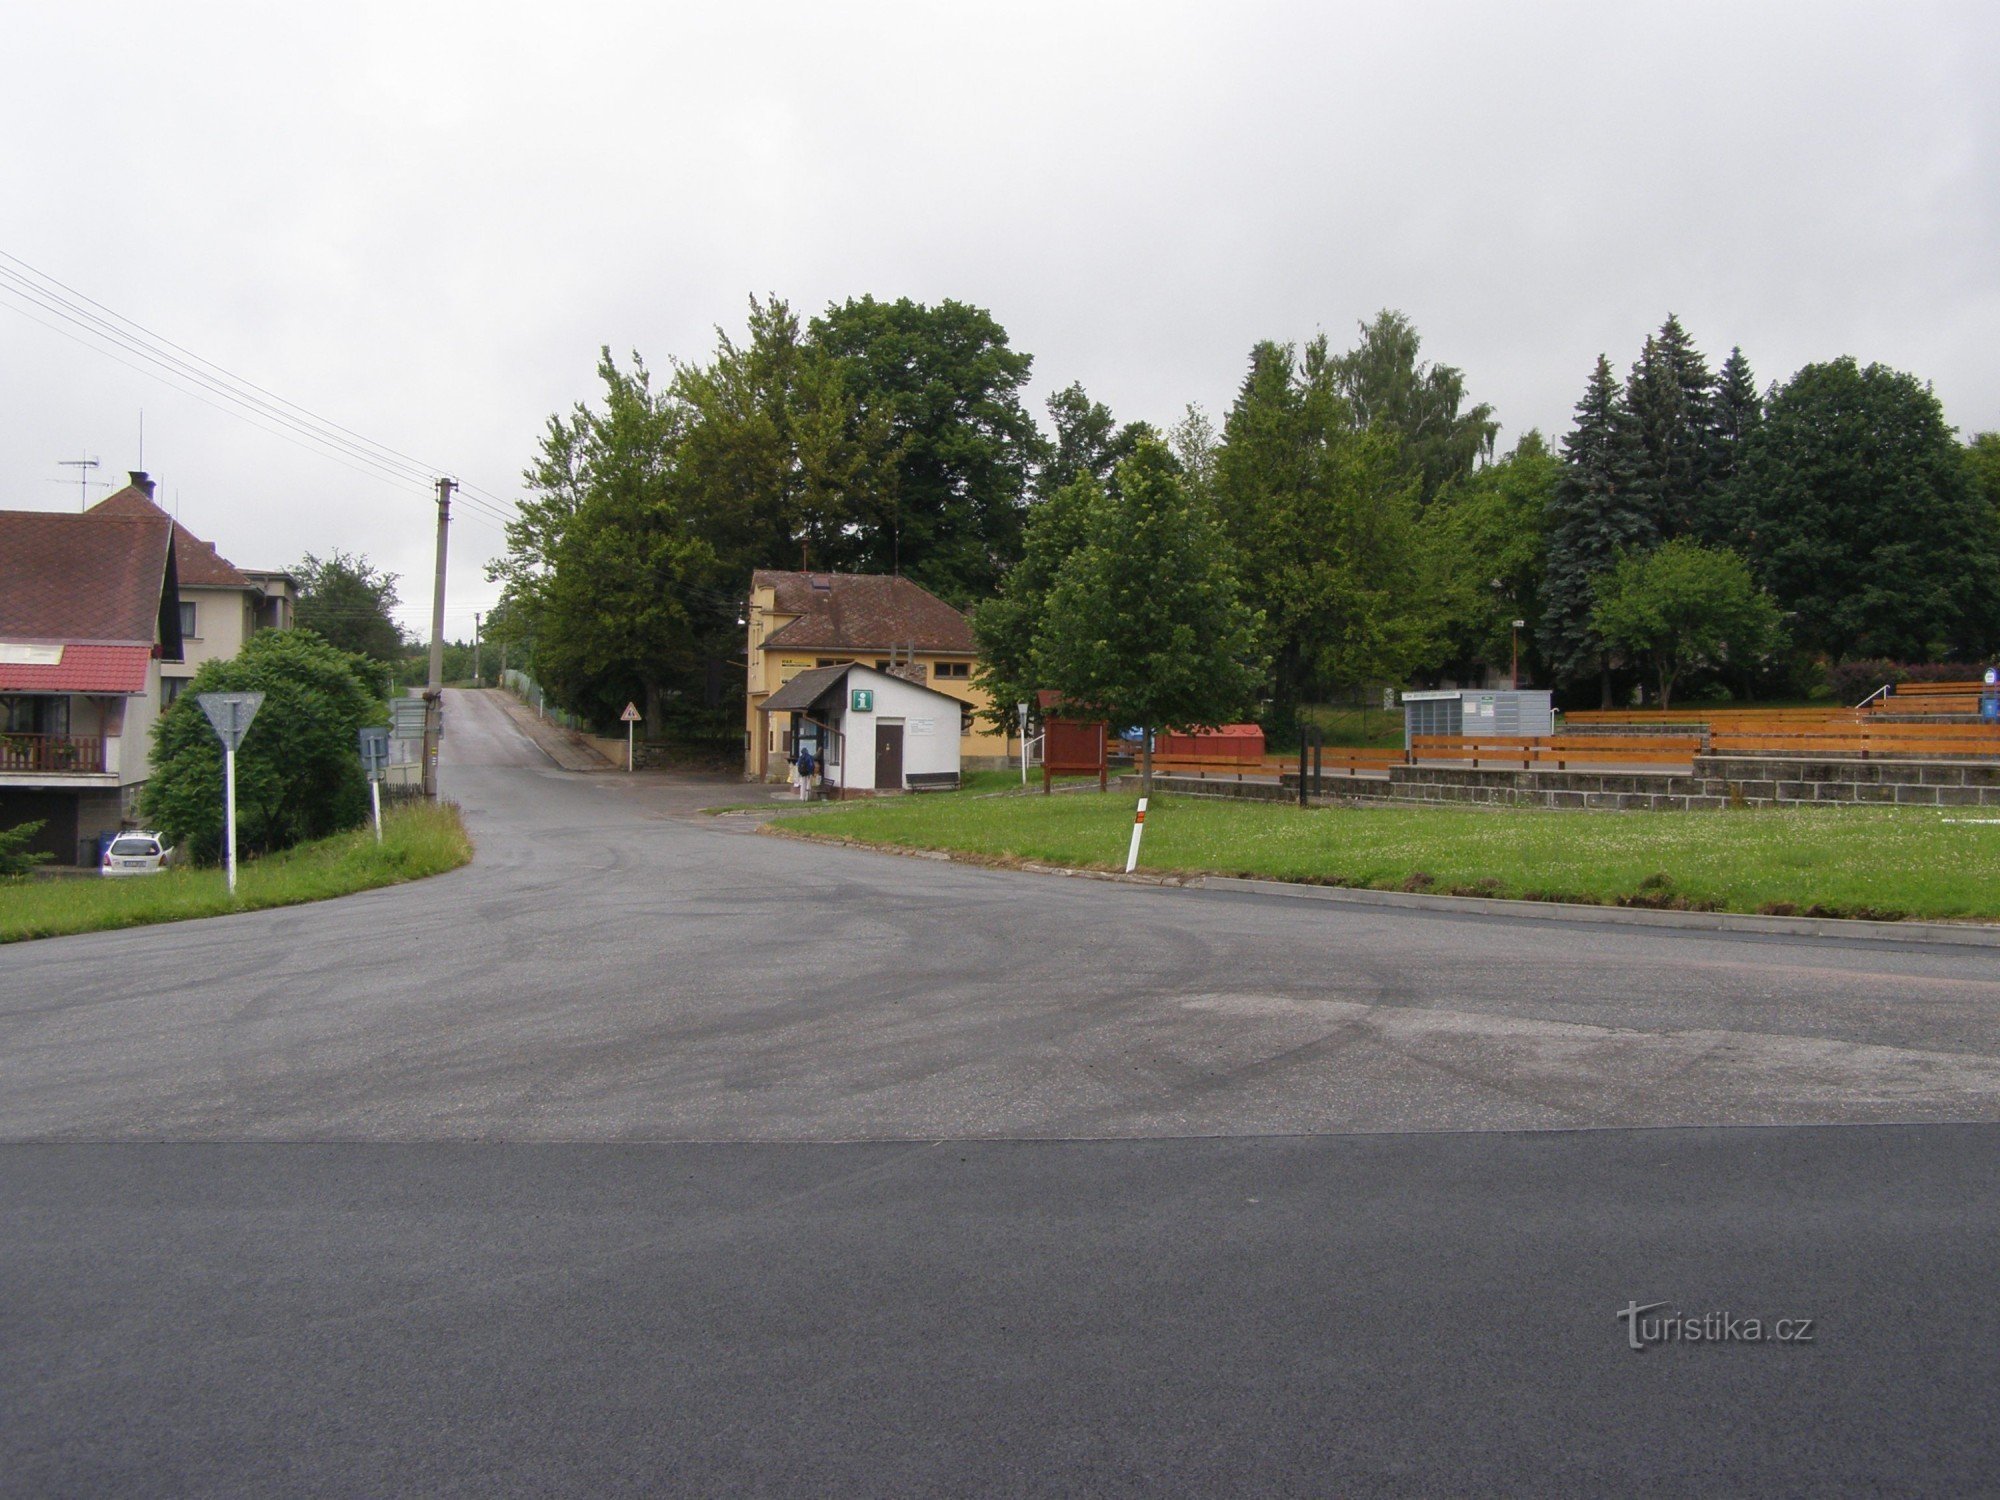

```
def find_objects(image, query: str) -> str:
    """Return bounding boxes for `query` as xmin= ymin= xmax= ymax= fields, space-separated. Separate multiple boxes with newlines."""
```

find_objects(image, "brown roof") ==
xmin=0 ymin=509 xmax=178 ymax=647
xmin=753 ymin=570 xmax=975 ymax=654
xmin=758 ymin=663 xmax=854 ymax=715
xmin=92 ymin=483 xmax=254 ymax=589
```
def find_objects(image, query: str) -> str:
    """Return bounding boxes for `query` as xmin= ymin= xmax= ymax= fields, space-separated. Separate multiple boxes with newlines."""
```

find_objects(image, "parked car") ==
xmin=101 ymin=831 xmax=175 ymax=877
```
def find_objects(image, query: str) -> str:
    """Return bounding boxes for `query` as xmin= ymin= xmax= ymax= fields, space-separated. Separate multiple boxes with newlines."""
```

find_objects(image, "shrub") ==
xmin=142 ymin=630 xmax=382 ymax=862
xmin=0 ymin=819 xmax=52 ymax=879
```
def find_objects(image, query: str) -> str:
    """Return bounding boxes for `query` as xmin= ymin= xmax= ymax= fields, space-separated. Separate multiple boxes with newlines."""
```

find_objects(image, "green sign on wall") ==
xmin=851 ymin=688 xmax=874 ymax=712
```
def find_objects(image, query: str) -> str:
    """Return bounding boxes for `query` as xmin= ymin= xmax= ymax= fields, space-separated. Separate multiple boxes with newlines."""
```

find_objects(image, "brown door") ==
xmin=874 ymin=723 xmax=904 ymax=790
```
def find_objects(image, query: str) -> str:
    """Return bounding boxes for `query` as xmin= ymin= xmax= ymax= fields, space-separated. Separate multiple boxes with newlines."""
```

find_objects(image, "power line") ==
xmin=0 ymin=249 xmax=523 ymax=533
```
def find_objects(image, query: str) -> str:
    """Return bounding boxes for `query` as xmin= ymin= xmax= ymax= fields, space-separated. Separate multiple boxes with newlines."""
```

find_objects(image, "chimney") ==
xmin=128 ymin=470 xmax=155 ymax=498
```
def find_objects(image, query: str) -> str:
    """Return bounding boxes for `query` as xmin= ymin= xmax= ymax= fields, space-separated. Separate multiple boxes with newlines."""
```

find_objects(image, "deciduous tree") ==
xmin=1035 ymin=439 xmax=1266 ymax=794
xmin=142 ymin=631 xmax=378 ymax=860
xmin=294 ymin=551 xmax=405 ymax=664
xmin=1735 ymin=358 xmax=1998 ymax=660
xmin=1591 ymin=539 xmax=1784 ymax=709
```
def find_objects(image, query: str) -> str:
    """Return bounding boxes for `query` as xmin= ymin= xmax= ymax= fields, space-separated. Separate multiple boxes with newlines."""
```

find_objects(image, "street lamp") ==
xmin=1511 ymin=620 xmax=1526 ymax=690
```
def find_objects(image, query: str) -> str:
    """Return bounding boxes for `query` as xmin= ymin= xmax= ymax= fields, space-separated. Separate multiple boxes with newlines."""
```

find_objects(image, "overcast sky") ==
xmin=4 ymin=1 xmax=1995 ymax=638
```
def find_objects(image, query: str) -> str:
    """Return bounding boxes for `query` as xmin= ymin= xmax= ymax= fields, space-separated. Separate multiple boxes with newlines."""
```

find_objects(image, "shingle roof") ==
xmin=759 ymin=664 xmax=854 ymax=715
xmin=0 ymin=644 xmax=154 ymax=694
xmin=91 ymin=484 xmax=253 ymax=589
xmin=0 ymin=509 xmax=177 ymax=647
xmin=754 ymin=570 xmax=976 ymax=654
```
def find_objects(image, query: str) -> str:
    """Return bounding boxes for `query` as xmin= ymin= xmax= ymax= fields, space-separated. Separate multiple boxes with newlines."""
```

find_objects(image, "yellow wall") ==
xmin=742 ymin=583 xmax=1011 ymax=778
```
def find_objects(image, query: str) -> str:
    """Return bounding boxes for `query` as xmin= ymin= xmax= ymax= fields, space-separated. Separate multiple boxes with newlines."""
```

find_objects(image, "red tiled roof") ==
xmin=0 ymin=644 xmax=153 ymax=694
xmin=92 ymin=484 xmax=253 ymax=589
xmin=753 ymin=570 xmax=976 ymax=653
xmin=0 ymin=509 xmax=176 ymax=646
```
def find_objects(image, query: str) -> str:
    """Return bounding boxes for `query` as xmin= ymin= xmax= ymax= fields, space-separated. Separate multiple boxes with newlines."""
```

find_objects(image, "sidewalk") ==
xmin=485 ymin=688 xmax=616 ymax=772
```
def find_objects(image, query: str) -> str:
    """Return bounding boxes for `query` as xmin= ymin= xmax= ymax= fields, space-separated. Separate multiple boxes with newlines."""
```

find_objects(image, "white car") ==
xmin=100 ymin=831 xmax=175 ymax=877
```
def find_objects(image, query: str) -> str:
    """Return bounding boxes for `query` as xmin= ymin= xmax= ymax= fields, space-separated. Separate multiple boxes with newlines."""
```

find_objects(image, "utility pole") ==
xmin=423 ymin=477 xmax=454 ymax=800
xmin=473 ymin=612 xmax=482 ymax=687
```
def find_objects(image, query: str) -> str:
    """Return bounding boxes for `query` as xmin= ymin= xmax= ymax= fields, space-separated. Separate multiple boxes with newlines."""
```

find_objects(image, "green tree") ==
xmin=1591 ymin=540 xmax=1784 ymax=708
xmin=972 ymin=473 xmax=1107 ymax=734
xmin=1213 ymin=337 xmax=1439 ymax=725
xmin=294 ymin=551 xmax=406 ymax=663
xmin=1420 ymin=431 xmax=1559 ymax=682
xmin=1035 ymin=438 xmax=1266 ymax=794
xmin=141 ymin=631 xmax=379 ymax=861
xmin=1736 ymin=358 xmax=1998 ymax=660
xmin=0 ymin=820 xmax=52 ymax=878
xmin=1966 ymin=432 xmax=2000 ymax=522
xmin=1698 ymin=346 xmax=1763 ymax=547
xmin=1624 ymin=314 xmax=1714 ymax=540
xmin=1039 ymin=382 xmax=1152 ymax=500
xmin=1541 ymin=355 xmax=1652 ymax=703
xmin=527 ymin=351 xmax=733 ymax=734
xmin=810 ymin=295 xmax=1045 ymax=602
xmin=1331 ymin=310 xmax=1497 ymax=505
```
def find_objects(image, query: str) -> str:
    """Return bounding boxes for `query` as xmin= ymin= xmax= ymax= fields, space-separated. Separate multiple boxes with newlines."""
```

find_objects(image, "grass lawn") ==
xmin=0 ymin=801 xmax=473 ymax=944
xmin=776 ymin=791 xmax=2000 ymax=922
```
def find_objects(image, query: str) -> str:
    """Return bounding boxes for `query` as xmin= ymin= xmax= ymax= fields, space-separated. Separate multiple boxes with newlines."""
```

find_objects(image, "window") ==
xmin=935 ymin=661 xmax=971 ymax=679
xmin=179 ymin=601 xmax=199 ymax=639
xmin=961 ymin=706 xmax=975 ymax=735
xmin=162 ymin=677 xmax=188 ymax=711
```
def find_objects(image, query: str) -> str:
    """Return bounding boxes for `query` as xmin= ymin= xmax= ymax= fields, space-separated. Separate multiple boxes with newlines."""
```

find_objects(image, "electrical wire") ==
xmin=0 ymin=250 xmax=522 ymax=532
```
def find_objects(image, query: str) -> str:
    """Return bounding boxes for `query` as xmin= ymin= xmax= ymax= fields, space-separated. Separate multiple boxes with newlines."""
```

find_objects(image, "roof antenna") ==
xmin=55 ymin=454 xmax=104 ymax=512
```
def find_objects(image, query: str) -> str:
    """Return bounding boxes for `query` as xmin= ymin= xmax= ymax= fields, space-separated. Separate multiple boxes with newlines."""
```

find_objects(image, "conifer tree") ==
xmin=1540 ymin=355 xmax=1650 ymax=703
xmin=1624 ymin=314 xmax=1713 ymax=540
xmin=1699 ymin=346 xmax=1763 ymax=546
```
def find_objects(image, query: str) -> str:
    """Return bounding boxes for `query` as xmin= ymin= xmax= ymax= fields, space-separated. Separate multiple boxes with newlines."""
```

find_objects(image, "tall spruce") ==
xmin=1699 ymin=346 xmax=1763 ymax=545
xmin=1624 ymin=314 xmax=1714 ymax=540
xmin=1540 ymin=355 xmax=1650 ymax=703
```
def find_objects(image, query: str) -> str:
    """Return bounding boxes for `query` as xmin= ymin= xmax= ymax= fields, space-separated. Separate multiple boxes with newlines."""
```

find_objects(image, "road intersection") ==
xmin=5 ymin=688 xmax=1997 ymax=1493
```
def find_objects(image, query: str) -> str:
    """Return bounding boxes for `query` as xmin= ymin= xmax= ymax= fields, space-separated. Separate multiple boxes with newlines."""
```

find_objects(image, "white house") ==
xmin=756 ymin=662 xmax=964 ymax=796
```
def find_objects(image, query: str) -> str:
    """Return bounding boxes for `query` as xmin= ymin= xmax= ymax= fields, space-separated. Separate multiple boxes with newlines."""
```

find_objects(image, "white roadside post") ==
xmin=357 ymin=727 xmax=390 ymax=843
xmin=196 ymin=692 xmax=264 ymax=896
xmin=1018 ymin=700 xmax=1029 ymax=787
xmin=621 ymin=701 xmax=641 ymax=772
xmin=1124 ymin=796 xmax=1148 ymax=874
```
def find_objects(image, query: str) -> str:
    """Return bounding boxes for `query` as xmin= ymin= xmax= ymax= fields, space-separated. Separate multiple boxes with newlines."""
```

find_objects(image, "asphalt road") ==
xmin=5 ymin=688 xmax=1999 ymax=1494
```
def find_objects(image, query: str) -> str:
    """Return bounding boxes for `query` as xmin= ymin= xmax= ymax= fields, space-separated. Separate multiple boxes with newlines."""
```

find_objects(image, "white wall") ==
xmin=829 ymin=667 xmax=963 ymax=793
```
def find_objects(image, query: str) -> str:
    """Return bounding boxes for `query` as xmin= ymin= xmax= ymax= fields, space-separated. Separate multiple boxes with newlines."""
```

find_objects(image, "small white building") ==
xmin=757 ymin=663 xmax=964 ymax=796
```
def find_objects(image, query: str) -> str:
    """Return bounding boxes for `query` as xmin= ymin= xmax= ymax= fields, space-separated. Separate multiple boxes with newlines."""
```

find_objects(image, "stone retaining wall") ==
xmin=1131 ymin=753 xmax=2000 ymax=812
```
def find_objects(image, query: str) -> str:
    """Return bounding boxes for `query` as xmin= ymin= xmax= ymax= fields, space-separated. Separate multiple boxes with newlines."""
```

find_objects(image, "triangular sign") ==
xmin=620 ymin=702 xmax=642 ymax=722
xmin=197 ymin=691 xmax=266 ymax=751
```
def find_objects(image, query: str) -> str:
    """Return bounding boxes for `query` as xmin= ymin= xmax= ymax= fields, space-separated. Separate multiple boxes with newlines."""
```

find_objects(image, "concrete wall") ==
xmin=1133 ymin=753 xmax=2000 ymax=813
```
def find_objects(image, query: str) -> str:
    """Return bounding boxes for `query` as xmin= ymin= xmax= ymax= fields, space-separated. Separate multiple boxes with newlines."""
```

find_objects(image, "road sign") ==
xmin=389 ymin=697 xmax=428 ymax=740
xmin=621 ymin=702 xmax=642 ymax=722
xmin=196 ymin=691 xmax=264 ymax=751
xmin=195 ymin=691 xmax=264 ymax=896
xmin=851 ymin=688 xmax=874 ymax=712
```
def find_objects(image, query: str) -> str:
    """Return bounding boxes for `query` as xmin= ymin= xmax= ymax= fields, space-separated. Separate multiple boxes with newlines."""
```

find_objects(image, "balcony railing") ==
xmin=0 ymin=733 xmax=107 ymax=774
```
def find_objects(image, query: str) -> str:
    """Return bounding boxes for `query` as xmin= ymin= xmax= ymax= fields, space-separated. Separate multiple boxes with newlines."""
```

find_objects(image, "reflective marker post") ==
xmin=1125 ymin=796 xmax=1148 ymax=874
xmin=358 ymin=727 xmax=391 ymax=844
xmin=196 ymin=692 xmax=265 ymax=896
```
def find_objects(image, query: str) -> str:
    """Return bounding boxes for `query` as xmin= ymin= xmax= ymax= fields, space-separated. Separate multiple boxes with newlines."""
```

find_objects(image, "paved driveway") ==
xmin=5 ymin=689 xmax=1997 ymax=1494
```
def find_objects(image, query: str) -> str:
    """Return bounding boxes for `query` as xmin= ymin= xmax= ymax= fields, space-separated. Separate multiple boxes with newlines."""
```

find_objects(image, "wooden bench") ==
xmin=905 ymin=771 xmax=961 ymax=792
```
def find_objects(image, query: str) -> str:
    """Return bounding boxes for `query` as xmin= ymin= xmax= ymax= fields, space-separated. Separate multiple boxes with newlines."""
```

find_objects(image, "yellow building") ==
xmin=744 ymin=570 xmax=1012 ymax=780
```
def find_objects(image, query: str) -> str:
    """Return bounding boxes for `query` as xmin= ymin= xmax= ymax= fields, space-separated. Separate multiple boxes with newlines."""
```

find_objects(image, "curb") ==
xmin=759 ymin=823 xmax=2000 ymax=951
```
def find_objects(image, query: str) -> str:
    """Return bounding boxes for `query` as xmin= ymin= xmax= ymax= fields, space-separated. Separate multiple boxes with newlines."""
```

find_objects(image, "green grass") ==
xmin=0 ymin=801 xmax=473 ymax=943
xmin=775 ymin=792 xmax=2000 ymax=922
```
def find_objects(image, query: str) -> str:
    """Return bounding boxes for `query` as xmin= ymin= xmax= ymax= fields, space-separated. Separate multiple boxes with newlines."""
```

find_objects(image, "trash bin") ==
xmin=93 ymin=830 xmax=121 ymax=868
